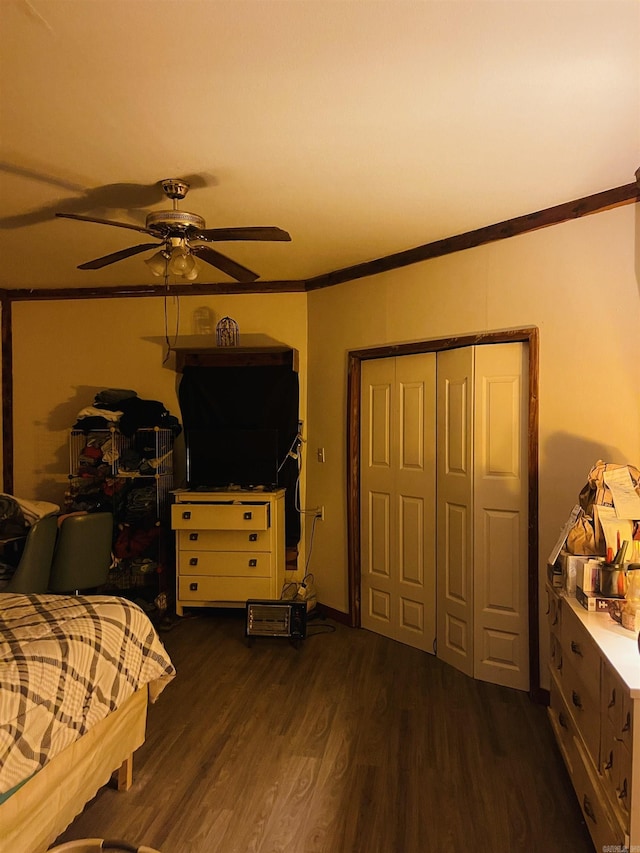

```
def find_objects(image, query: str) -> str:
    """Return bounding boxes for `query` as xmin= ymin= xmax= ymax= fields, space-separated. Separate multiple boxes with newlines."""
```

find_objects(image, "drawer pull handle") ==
xmin=619 ymin=779 xmax=628 ymax=801
xmin=571 ymin=690 xmax=582 ymax=710
xmin=552 ymin=611 xmax=559 ymax=626
xmin=189 ymin=533 xmax=199 ymax=541
xmin=249 ymin=533 xmax=258 ymax=542
xmin=244 ymin=511 xmax=253 ymax=520
xmin=583 ymin=795 xmax=596 ymax=824
xmin=558 ymin=712 xmax=568 ymax=729
xmin=182 ymin=511 xmax=192 ymax=520
xmin=249 ymin=559 xmax=257 ymax=567
xmin=189 ymin=557 xmax=198 ymax=566
xmin=189 ymin=582 xmax=198 ymax=591
xmin=622 ymin=712 xmax=631 ymax=733
xmin=570 ymin=640 xmax=582 ymax=656
xmin=608 ymin=689 xmax=616 ymax=709
xmin=605 ymin=751 xmax=613 ymax=771
xmin=557 ymin=656 xmax=563 ymax=672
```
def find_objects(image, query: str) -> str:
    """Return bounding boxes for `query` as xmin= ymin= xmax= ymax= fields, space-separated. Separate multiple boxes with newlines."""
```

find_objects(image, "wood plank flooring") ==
xmin=53 ymin=609 xmax=594 ymax=853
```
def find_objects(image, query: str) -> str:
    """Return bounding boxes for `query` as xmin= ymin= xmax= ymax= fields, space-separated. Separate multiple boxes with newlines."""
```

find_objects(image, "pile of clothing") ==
xmin=73 ymin=388 xmax=181 ymax=437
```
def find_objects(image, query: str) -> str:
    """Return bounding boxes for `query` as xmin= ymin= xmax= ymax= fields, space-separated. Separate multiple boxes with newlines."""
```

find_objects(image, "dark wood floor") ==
xmin=53 ymin=609 xmax=594 ymax=853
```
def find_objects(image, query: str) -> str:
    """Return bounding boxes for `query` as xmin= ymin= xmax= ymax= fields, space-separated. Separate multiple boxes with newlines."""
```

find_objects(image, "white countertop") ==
xmin=563 ymin=593 xmax=640 ymax=697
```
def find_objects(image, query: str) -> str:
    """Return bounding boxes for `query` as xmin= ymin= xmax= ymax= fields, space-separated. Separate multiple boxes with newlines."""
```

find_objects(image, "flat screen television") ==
xmin=185 ymin=428 xmax=280 ymax=490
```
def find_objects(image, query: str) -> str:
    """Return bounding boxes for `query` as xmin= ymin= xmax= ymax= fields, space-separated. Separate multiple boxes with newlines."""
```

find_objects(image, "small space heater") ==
xmin=245 ymin=599 xmax=307 ymax=646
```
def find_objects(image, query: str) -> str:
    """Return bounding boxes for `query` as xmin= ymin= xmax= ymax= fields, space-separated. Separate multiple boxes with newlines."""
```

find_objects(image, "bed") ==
xmin=0 ymin=593 xmax=176 ymax=853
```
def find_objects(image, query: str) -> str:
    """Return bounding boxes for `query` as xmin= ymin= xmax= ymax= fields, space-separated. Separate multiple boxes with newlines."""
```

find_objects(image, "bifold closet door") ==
xmin=360 ymin=354 xmax=437 ymax=653
xmin=436 ymin=343 xmax=528 ymax=690
xmin=471 ymin=343 xmax=529 ymax=690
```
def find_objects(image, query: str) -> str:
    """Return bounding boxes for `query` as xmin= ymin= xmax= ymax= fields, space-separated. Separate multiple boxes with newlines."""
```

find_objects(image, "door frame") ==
xmin=346 ymin=327 xmax=541 ymax=699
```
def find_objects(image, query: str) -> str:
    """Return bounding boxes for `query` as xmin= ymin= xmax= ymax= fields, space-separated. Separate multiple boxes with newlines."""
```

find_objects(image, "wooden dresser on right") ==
xmin=547 ymin=585 xmax=640 ymax=851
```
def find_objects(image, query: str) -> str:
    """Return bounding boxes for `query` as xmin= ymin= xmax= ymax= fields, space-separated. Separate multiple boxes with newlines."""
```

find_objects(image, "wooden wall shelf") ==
xmin=172 ymin=335 xmax=298 ymax=372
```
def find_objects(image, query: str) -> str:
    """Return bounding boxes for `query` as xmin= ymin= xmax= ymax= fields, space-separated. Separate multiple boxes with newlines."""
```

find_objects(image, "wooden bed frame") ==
xmin=0 ymin=687 xmax=148 ymax=853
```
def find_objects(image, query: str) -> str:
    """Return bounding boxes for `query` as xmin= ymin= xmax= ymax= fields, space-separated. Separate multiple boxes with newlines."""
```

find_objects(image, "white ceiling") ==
xmin=1 ymin=0 xmax=638 ymax=291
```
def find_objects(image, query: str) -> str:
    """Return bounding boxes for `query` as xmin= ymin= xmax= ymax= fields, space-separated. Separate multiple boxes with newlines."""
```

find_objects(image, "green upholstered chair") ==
xmin=3 ymin=513 xmax=59 ymax=594
xmin=48 ymin=512 xmax=114 ymax=594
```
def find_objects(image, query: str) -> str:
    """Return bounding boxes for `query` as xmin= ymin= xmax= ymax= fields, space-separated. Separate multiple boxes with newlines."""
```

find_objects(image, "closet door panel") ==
xmin=436 ymin=347 xmax=474 ymax=676
xmin=473 ymin=343 xmax=528 ymax=690
xmin=361 ymin=354 xmax=436 ymax=652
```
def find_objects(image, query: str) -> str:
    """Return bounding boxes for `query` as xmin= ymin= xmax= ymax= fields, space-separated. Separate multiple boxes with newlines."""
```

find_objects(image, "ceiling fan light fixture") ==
xmin=167 ymin=246 xmax=194 ymax=276
xmin=183 ymin=261 xmax=199 ymax=281
xmin=145 ymin=250 xmax=168 ymax=276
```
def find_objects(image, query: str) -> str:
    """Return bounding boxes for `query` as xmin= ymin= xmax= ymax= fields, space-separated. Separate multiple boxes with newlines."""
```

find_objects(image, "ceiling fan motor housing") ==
xmin=145 ymin=209 xmax=205 ymax=234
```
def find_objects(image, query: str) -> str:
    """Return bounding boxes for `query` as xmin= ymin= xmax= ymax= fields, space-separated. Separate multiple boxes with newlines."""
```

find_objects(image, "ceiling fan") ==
xmin=55 ymin=178 xmax=291 ymax=282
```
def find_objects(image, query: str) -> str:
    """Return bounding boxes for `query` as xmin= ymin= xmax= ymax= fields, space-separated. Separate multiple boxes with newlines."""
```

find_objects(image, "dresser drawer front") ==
xmin=178 ymin=550 xmax=273 ymax=577
xmin=547 ymin=588 xmax=563 ymax=638
xmin=561 ymin=604 xmax=601 ymax=700
xmin=172 ymin=502 xmax=269 ymax=531
xmin=549 ymin=675 xmax=580 ymax=770
xmin=601 ymin=718 xmax=632 ymax=831
xmin=562 ymin=663 xmax=601 ymax=764
xmin=178 ymin=575 xmax=273 ymax=602
xmin=177 ymin=528 xmax=271 ymax=552
xmin=571 ymin=737 xmax=626 ymax=853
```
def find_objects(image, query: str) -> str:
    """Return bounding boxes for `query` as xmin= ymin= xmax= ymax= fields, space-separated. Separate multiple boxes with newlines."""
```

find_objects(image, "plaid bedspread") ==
xmin=0 ymin=593 xmax=176 ymax=795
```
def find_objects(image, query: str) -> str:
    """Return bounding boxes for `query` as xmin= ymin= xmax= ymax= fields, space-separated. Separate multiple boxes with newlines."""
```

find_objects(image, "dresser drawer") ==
xmin=178 ymin=574 xmax=273 ymax=602
xmin=602 ymin=664 xmax=634 ymax=748
xmin=561 ymin=658 xmax=601 ymax=764
xmin=547 ymin=587 xmax=563 ymax=638
xmin=601 ymin=718 xmax=632 ymax=831
xmin=561 ymin=603 xmax=601 ymax=701
xmin=571 ymin=736 xmax=626 ymax=853
xmin=178 ymin=550 xmax=273 ymax=577
xmin=172 ymin=501 xmax=270 ymax=531
xmin=550 ymin=632 xmax=563 ymax=679
xmin=549 ymin=673 xmax=581 ymax=774
xmin=177 ymin=528 xmax=272 ymax=552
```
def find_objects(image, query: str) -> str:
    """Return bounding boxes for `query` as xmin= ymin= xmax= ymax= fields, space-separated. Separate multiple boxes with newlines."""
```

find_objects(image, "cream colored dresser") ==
xmin=172 ymin=489 xmax=286 ymax=616
xmin=547 ymin=586 xmax=640 ymax=851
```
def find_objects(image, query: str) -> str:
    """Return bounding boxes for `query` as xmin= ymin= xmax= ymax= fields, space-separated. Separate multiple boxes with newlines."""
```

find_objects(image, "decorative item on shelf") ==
xmin=193 ymin=306 xmax=214 ymax=335
xmin=216 ymin=316 xmax=239 ymax=347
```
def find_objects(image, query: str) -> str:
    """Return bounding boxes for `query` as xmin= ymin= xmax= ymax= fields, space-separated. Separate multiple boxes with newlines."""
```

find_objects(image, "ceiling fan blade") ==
xmin=77 ymin=243 xmax=161 ymax=270
xmin=192 ymin=226 xmax=291 ymax=242
xmin=191 ymin=245 xmax=260 ymax=282
xmin=56 ymin=212 xmax=154 ymax=235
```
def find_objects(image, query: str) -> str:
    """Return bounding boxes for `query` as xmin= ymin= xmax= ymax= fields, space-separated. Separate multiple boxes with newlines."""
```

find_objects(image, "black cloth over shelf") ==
xmin=178 ymin=365 xmax=300 ymax=546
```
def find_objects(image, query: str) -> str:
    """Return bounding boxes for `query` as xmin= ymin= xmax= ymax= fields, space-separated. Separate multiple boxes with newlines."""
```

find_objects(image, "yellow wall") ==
xmin=11 ymin=292 xmax=308 ymax=510
xmin=305 ymin=203 xmax=640 ymax=684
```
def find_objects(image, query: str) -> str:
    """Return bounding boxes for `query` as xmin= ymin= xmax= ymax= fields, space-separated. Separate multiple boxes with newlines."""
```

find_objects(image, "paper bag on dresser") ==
xmin=566 ymin=460 xmax=640 ymax=556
